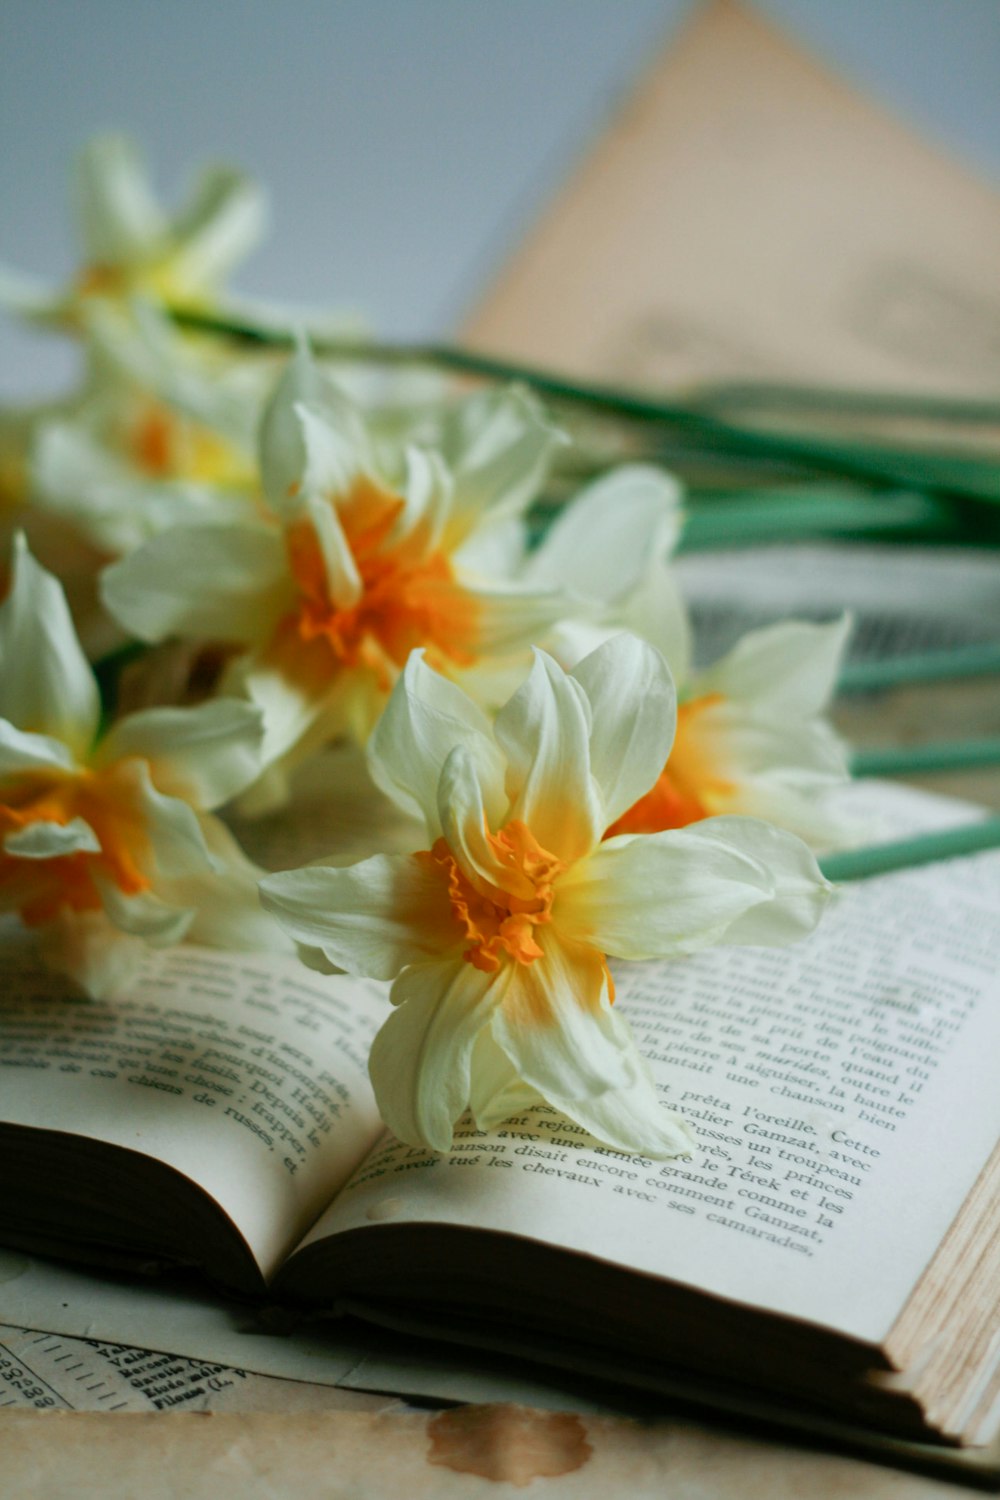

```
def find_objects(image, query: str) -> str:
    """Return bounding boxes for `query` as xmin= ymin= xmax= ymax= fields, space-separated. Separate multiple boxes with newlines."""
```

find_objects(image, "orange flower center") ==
xmin=0 ymin=767 xmax=150 ymax=926
xmin=128 ymin=402 xmax=252 ymax=487
xmin=417 ymin=820 xmax=564 ymax=974
xmin=605 ymin=694 xmax=733 ymax=837
xmin=283 ymin=477 xmax=479 ymax=690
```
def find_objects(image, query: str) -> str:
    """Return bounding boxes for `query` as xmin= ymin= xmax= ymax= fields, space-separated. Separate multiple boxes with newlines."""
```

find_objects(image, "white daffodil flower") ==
xmin=30 ymin=305 xmax=264 ymax=558
xmin=259 ymin=635 xmax=832 ymax=1158
xmin=101 ymin=349 xmax=573 ymax=806
xmin=0 ymin=535 xmax=288 ymax=999
xmin=0 ymin=134 xmax=266 ymax=327
xmin=517 ymin=473 xmax=852 ymax=847
xmin=604 ymin=618 xmax=854 ymax=848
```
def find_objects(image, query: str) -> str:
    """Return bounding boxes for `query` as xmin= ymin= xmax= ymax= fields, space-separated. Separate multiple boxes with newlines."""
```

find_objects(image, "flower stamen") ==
xmin=417 ymin=820 xmax=564 ymax=973
xmin=0 ymin=767 xmax=150 ymax=925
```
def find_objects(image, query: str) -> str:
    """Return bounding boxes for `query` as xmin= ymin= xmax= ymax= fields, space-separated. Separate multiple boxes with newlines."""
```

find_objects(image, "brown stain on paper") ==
xmin=427 ymin=1405 xmax=593 ymax=1487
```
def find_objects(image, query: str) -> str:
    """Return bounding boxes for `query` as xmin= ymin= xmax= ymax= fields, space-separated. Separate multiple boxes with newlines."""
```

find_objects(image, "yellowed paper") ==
xmin=0 ymin=1405 xmax=991 ymax=1499
xmin=462 ymin=0 xmax=1000 ymax=400
xmin=0 ymin=941 xmax=386 ymax=1277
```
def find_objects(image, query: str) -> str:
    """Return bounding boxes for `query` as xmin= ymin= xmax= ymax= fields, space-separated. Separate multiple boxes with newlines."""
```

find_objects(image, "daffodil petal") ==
xmin=494 ymin=649 xmax=603 ymax=864
xmin=523 ymin=464 xmax=682 ymax=601
xmin=490 ymin=929 xmax=691 ymax=1157
xmin=368 ymin=650 xmax=505 ymax=837
xmin=460 ymin=579 xmax=574 ymax=657
xmin=467 ymin=1028 xmax=544 ymax=1130
xmin=163 ymin=818 xmax=294 ymax=955
xmin=371 ymin=956 xmax=503 ymax=1151
xmin=444 ymin=386 xmax=563 ymax=547
xmin=94 ymin=875 xmax=194 ymax=945
xmin=76 ymin=135 xmax=165 ymax=266
xmin=169 ymin=165 xmax=266 ymax=289
xmin=32 ymin=418 xmax=250 ymax=554
xmin=234 ymin=632 xmax=349 ymax=768
xmin=97 ymin=699 xmax=265 ymax=810
xmin=259 ymin=348 xmax=370 ymax=515
xmin=115 ymin=759 xmax=215 ymax=879
xmin=43 ymin=910 xmax=148 ymax=1001
xmin=693 ymin=703 xmax=849 ymax=787
xmin=302 ymin=489 xmax=363 ymax=609
xmin=4 ymin=818 xmax=100 ymax=859
xmin=259 ymin=852 xmax=456 ymax=980
xmin=571 ymin=634 xmax=676 ymax=827
xmin=557 ymin=818 xmax=831 ymax=959
xmin=101 ymin=523 xmax=290 ymax=644
xmin=386 ymin=445 xmax=451 ymax=558
xmin=697 ymin=616 xmax=852 ymax=718
xmin=0 ymin=535 xmax=100 ymax=757
xmin=438 ymin=745 xmax=518 ymax=897
xmin=0 ymin=721 xmax=78 ymax=780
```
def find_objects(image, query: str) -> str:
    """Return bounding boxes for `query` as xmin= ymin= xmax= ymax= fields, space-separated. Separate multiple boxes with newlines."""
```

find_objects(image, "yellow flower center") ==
xmin=282 ymin=477 xmax=480 ymax=691
xmin=0 ymin=767 xmax=150 ymax=926
xmin=417 ymin=820 xmax=564 ymax=973
xmin=605 ymin=694 xmax=733 ymax=837
xmin=128 ymin=402 xmax=254 ymax=488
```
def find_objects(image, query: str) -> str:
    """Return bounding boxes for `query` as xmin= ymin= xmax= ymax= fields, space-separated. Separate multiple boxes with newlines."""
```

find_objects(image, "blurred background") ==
xmin=3 ymin=0 xmax=999 ymax=395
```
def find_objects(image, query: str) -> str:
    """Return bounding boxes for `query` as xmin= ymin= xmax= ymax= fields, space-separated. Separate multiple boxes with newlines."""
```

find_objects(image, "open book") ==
xmin=1 ymin=780 xmax=999 ymax=1455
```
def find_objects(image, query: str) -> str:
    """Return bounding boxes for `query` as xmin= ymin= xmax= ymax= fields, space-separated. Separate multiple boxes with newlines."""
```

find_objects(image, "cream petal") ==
xmin=438 ymin=745 xmax=523 ymax=898
xmin=617 ymin=551 xmax=693 ymax=685
xmin=523 ymin=464 xmax=682 ymax=602
xmin=301 ymin=490 xmax=363 ymax=609
xmin=93 ymin=875 xmax=194 ymax=945
xmin=169 ymin=165 xmax=267 ymax=289
xmin=0 ymin=261 xmax=59 ymax=319
xmin=163 ymin=818 xmax=294 ymax=955
xmin=368 ymin=650 xmax=505 ymax=837
xmin=0 ymin=534 xmax=100 ymax=757
xmin=451 ymin=515 xmax=529 ymax=578
xmin=444 ymin=386 xmax=563 ymax=547
xmin=101 ymin=523 xmax=290 ymax=644
xmin=494 ymin=649 xmax=603 ymax=864
xmin=571 ymin=634 xmax=676 ymax=828
xmin=112 ymin=759 xmax=215 ymax=879
xmin=697 ymin=616 xmax=852 ymax=718
xmin=490 ymin=930 xmax=692 ymax=1158
xmin=720 ymin=782 xmax=859 ymax=852
xmin=385 ymin=445 xmax=452 ymax=559
xmin=460 ymin=579 xmax=575 ymax=658
xmin=467 ymin=1028 xmax=544 ymax=1130
xmin=370 ymin=956 xmax=504 ymax=1152
xmin=259 ymin=348 xmax=370 ymax=514
xmin=4 ymin=818 xmax=100 ymax=859
xmin=259 ymin=851 xmax=457 ymax=981
xmin=697 ymin=703 xmax=849 ymax=788
xmin=42 ymin=909 xmax=149 ymax=1000
xmin=235 ymin=637 xmax=343 ymax=767
xmin=557 ymin=818 xmax=831 ymax=960
xmin=97 ymin=698 xmax=265 ymax=810
xmin=0 ymin=721 xmax=78 ymax=780
xmin=33 ymin=418 xmax=250 ymax=554
xmin=75 ymin=135 xmax=165 ymax=266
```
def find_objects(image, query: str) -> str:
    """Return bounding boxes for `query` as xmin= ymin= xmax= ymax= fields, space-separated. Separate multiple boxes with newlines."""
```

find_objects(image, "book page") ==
xmin=0 ymin=938 xmax=387 ymax=1279
xmin=302 ymin=781 xmax=1000 ymax=1347
xmin=462 ymin=0 xmax=1000 ymax=404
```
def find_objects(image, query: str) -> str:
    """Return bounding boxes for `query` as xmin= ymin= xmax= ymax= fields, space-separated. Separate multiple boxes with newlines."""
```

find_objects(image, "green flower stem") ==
xmin=678 ymin=487 xmax=960 ymax=552
xmin=169 ymin=307 xmax=1000 ymax=505
xmin=691 ymin=381 xmax=1000 ymax=428
xmin=819 ymin=818 xmax=1000 ymax=882
xmin=851 ymin=739 xmax=1000 ymax=777
xmin=838 ymin=642 xmax=1000 ymax=694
